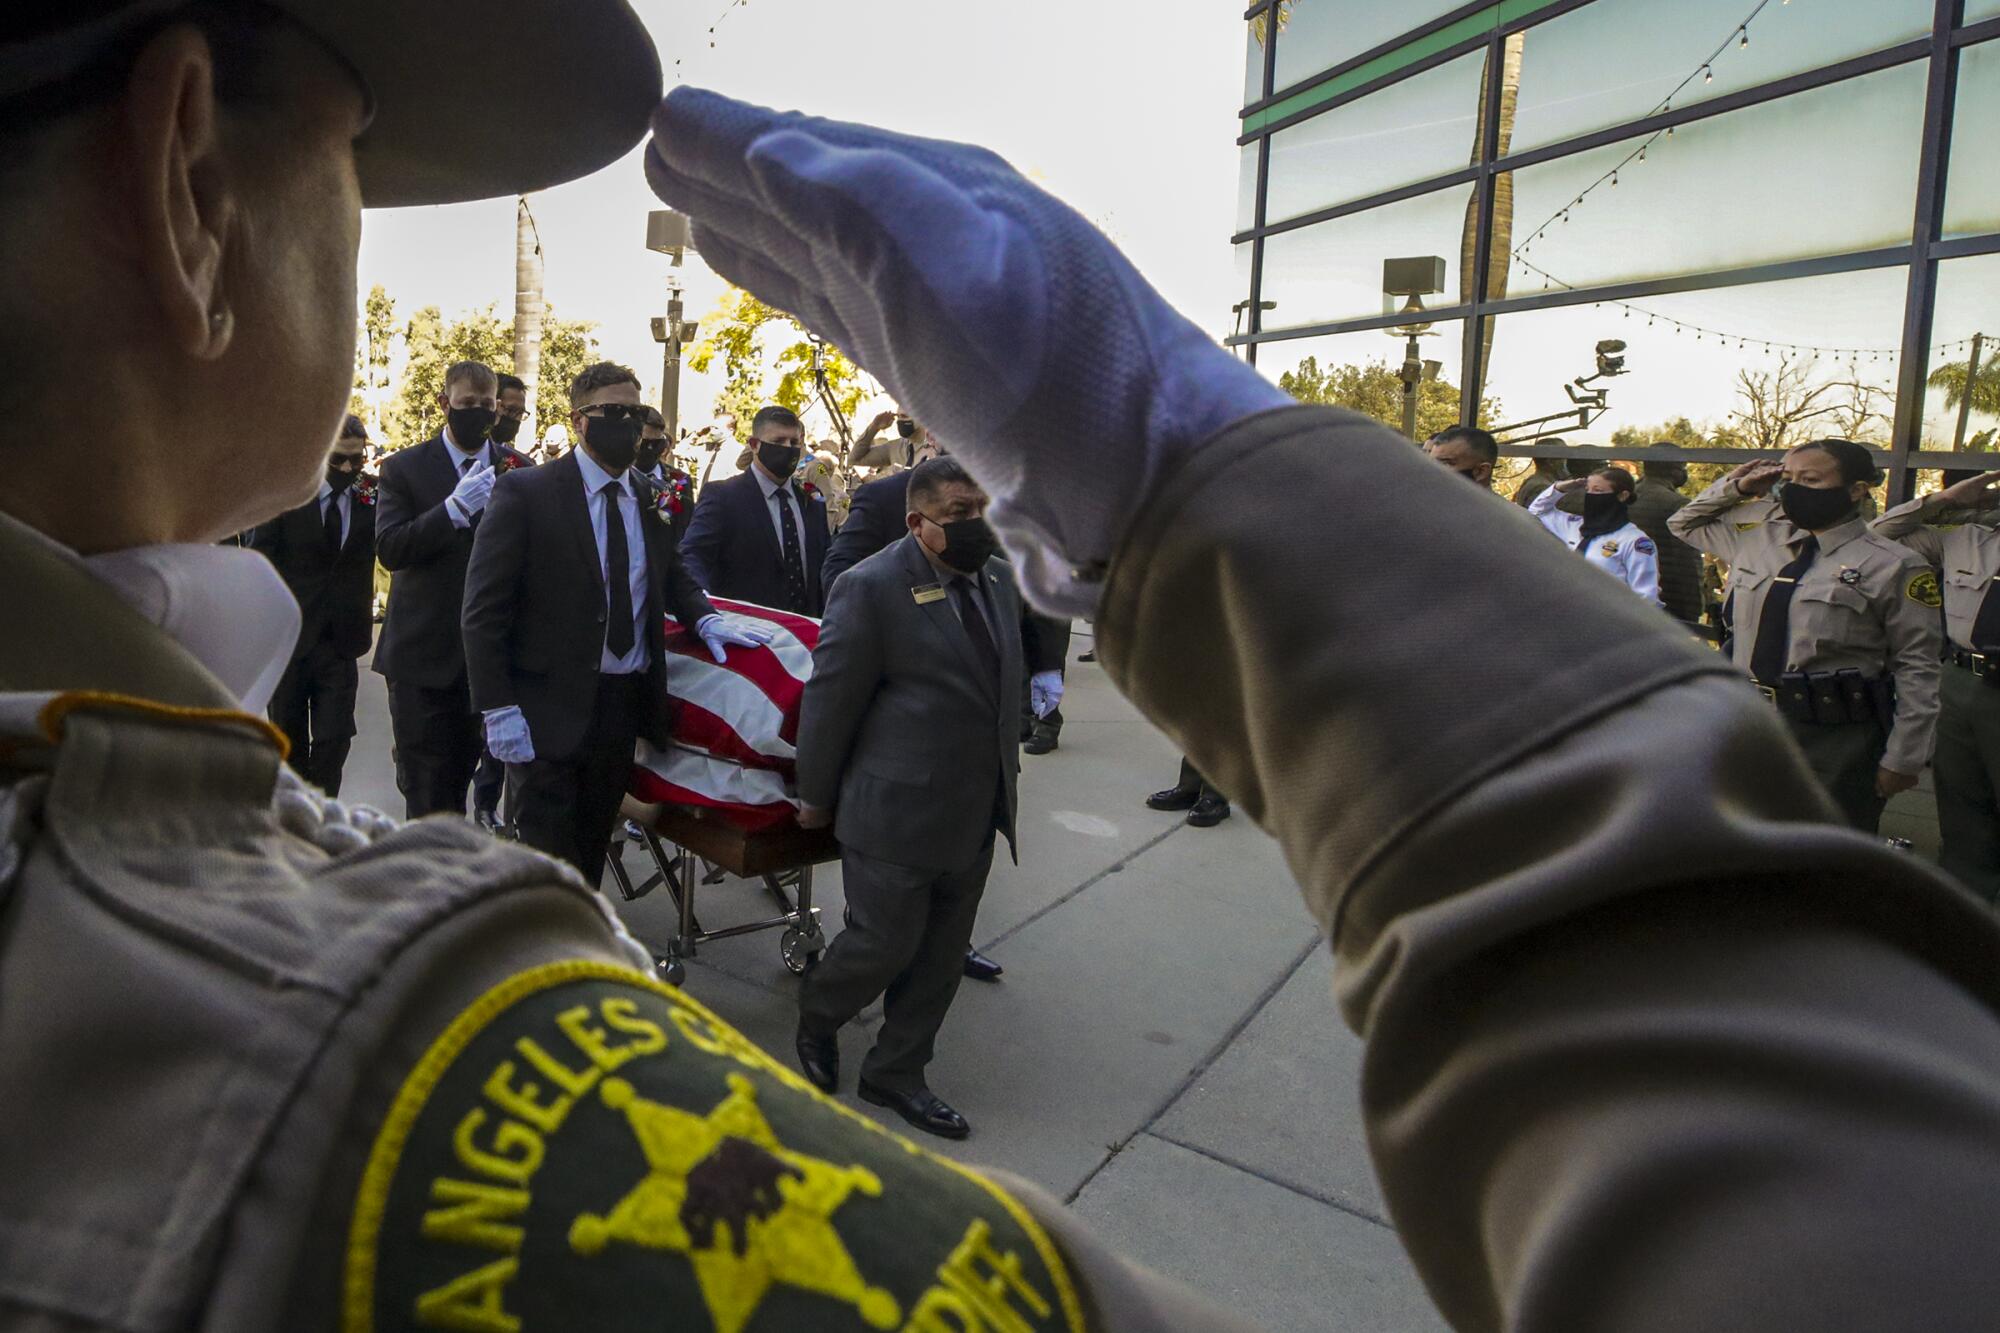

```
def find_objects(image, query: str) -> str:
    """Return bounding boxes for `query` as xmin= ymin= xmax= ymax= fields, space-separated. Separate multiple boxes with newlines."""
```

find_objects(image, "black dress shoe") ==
xmin=795 ymin=1028 xmax=839 ymax=1093
xmin=1023 ymin=722 xmax=1059 ymax=755
xmin=859 ymin=1081 xmax=970 ymax=1139
xmin=1078 ymin=648 xmax=1097 ymax=663
xmin=962 ymin=947 xmax=1004 ymax=982
xmin=1146 ymin=785 xmax=1201 ymax=812
xmin=1187 ymin=794 xmax=1232 ymax=828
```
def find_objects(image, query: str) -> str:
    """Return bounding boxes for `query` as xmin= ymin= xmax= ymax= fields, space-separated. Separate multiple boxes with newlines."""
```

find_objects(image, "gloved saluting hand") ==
xmin=696 ymin=612 xmax=776 ymax=662
xmin=646 ymin=88 xmax=1289 ymax=616
xmin=448 ymin=461 xmax=497 ymax=523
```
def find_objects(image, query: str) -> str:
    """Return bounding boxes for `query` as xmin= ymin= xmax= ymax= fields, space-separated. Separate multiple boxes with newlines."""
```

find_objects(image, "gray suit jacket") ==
xmin=796 ymin=535 xmax=1023 ymax=872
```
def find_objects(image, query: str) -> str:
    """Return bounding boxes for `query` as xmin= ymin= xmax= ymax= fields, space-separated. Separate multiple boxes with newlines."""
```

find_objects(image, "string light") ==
xmin=1739 ymin=26 xmax=1750 ymax=48
xmin=1703 ymin=64 xmax=1714 ymax=82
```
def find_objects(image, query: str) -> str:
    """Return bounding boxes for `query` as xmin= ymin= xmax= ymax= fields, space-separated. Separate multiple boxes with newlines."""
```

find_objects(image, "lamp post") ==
xmin=646 ymin=210 xmax=701 ymax=439
xmin=1383 ymin=256 xmax=1446 ymax=442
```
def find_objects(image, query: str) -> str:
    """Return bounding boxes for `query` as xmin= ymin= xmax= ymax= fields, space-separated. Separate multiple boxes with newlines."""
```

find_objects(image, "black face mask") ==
xmin=585 ymin=414 xmax=642 ymax=472
xmin=489 ymin=414 xmax=522 ymax=445
xmin=1582 ymin=492 xmax=1628 ymax=524
xmin=758 ymin=441 xmax=802 ymax=481
xmin=637 ymin=436 xmax=669 ymax=472
xmin=896 ymin=419 xmax=916 ymax=439
xmin=327 ymin=467 xmax=358 ymax=494
xmin=927 ymin=516 xmax=1000 ymax=574
xmin=1777 ymin=481 xmax=1858 ymax=531
xmin=447 ymin=405 xmax=497 ymax=449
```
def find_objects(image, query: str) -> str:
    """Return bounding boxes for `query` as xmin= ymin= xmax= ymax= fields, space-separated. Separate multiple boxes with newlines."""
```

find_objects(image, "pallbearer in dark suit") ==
xmin=639 ymin=405 xmax=695 ymax=545
xmin=463 ymin=362 xmax=772 ymax=886
xmin=679 ymin=404 xmax=830 ymax=614
xmin=373 ymin=361 xmax=535 ymax=818
xmin=249 ymin=415 xmax=378 ymax=796
xmin=792 ymin=457 xmax=1024 ymax=1140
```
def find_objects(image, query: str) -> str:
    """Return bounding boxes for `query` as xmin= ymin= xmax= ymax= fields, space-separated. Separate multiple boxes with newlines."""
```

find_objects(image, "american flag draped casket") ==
xmin=629 ymin=599 xmax=820 ymax=831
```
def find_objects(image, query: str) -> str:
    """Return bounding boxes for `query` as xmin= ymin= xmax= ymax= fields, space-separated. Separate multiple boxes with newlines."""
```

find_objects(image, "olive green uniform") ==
xmin=1874 ymin=495 xmax=2000 ymax=905
xmin=1670 ymin=478 xmax=1942 ymax=831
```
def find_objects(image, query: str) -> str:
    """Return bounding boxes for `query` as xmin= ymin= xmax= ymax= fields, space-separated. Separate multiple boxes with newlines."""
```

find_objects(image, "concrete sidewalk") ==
xmin=339 ymin=634 xmax=1444 ymax=1331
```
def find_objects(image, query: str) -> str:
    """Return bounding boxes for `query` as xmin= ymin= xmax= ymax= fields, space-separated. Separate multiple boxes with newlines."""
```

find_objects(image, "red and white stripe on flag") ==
xmin=629 ymin=598 xmax=820 ymax=830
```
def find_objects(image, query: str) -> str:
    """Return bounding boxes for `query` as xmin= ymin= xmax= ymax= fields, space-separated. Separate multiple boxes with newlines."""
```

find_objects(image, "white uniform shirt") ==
xmin=1530 ymin=486 xmax=1661 ymax=602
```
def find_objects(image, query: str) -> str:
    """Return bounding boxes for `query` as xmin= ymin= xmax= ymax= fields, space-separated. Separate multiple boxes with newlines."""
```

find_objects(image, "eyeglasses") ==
xmin=329 ymin=454 xmax=367 ymax=470
xmin=580 ymin=403 xmax=650 ymax=424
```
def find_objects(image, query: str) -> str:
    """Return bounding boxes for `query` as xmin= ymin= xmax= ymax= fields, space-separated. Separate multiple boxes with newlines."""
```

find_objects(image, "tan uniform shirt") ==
xmin=1669 ymin=478 xmax=1942 ymax=773
xmin=1873 ymin=496 xmax=2000 ymax=650
xmin=1095 ymin=405 xmax=2000 ymax=1332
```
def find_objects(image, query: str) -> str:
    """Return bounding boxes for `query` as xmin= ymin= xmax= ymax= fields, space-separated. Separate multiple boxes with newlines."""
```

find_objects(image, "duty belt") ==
xmin=1753 ymin=669 xmax=1893 ymax=726
xmin=1947 ymin=644 xmax=2000 ymax=686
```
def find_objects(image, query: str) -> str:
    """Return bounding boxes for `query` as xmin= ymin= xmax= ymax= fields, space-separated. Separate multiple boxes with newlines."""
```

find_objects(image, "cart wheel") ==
xmin=781 ymin=928 xmax=823 ymax=976
xmin=655 ymin=954 xmax=687 ymax=987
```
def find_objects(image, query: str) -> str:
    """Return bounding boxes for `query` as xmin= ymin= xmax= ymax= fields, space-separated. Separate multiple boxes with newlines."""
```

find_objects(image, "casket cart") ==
xmin=607 ymin=796 xmax=837 ymax=987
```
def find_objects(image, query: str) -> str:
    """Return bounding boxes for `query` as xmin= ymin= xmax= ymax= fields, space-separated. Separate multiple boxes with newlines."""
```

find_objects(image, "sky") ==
xmin=355 ymin=0 xmax=1247 ymax=443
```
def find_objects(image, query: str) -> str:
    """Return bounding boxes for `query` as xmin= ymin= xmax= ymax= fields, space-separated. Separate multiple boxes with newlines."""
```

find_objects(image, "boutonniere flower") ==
xmin=652 ymin=468 xmax=692 ymax=518
xmin=497 ymin=452 xmax=527 ymax=474
xmin=799 ymin=480 xmax=822 ymax=502
xmin=352 ymin=475 xmax=379 ymax=507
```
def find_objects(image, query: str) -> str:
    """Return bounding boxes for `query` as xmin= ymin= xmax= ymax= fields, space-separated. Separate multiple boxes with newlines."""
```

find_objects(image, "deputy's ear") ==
xmin=125 ymin=24 xmax=236 ymax=361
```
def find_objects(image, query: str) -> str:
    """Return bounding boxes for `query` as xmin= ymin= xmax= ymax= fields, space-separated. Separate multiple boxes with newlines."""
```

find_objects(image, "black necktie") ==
xmin=604 ymin=480 xmax=635 ymax=660
xmin=951 ymin=577 xmax=1001 ymax=689
xmin=1970 ymin=577 xmax=2000 ymax=654
xmin=1749 ymin=535 xmax=1818 ymax=685
xmin=322 ymin=493 xmax=342 ymax=553
xmin=774 ymin=486 xmax=809 ymax=612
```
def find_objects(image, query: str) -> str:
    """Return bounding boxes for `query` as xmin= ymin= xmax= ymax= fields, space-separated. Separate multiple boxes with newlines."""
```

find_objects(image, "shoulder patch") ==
xmin=1634 ymin=537 xmax=1655 ymax=555
xmin=345 ymin=963 xmax=1086 ymax=1333
xmin=1907 ymin=570 xmax=1944 ymax=608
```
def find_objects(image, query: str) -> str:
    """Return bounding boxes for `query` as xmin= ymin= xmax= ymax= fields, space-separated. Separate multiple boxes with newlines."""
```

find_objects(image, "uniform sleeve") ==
xmin=1871 ymin=498 xmax=1949 ymax=568
xmin=1626 ymin=536 xmax=1661 ymax=602
xmin=1525 ymin=480 xmax=1571 ymax=542
xmin=794 ymin=568 xmax=886 ymax=812
xmin=1879 ymin=550 xmax=1945 ymax=776
xmin=1667 ymin=476 xmax=1753 ymax=562
xmin=1093 ymin=405 xmax=2000 ymax=1332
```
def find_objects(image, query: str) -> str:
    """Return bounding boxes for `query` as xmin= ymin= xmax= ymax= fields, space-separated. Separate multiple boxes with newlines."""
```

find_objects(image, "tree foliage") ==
xmin=1276 ymin=355 xmax=1494 ymax=441
xmin=689 ymin=287 xmax=873 ymax=441
xmin=1927 ymin=345 xmax=2000 ymax=448
xmin=380 ymin=302 xmax=598 ymax=450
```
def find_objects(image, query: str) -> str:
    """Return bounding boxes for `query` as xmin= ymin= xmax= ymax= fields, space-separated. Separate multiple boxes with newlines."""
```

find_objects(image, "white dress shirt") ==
xmin=317 ymin=479 xmax=353 ymax=550
xmin=0 ymin=510 xmax=301 ymax=713
xmin=576 ymin=449 xmax=652 ymax=675
xmin=1529 ymin=486 xmax=1662 ymax=601
xmin=750 ymin=462 xmax=811 ymax=559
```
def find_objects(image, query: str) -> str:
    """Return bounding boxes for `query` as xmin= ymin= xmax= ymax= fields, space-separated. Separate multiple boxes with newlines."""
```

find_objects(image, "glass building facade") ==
xmin=1233 ymin=0 xmax=2000 ymax=498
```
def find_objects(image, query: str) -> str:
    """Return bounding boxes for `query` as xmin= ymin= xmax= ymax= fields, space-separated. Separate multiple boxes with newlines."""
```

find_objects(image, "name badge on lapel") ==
xmin=911 ymin=584 xmax=947 ymax=606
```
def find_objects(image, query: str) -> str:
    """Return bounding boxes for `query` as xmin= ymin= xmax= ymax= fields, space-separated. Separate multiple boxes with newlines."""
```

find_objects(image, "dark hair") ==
xmin=1428 ymin=425 xmax=1498 ymax=464
xmin=443 ymin=360 xmax=497 ymax=396
xmin=640 ymin=405 xmax=666 ymax=431
xmin=750 ymin=405 xmax=801 ymax=436
xmin=338 ymin=413 xmax=367 ymax=442
xmin=1642 ymin=458 xmax=1687 ymax=479
xmin=1792 ymin=438 xmax=1880 ymax=487
xmin=568 ymin=360 xmax=640 ymax=411
xmin=495 ymin=373 xmax=526 ymax=398
xmin=907 ymin=455 xmax=980 ymax=511
xmin=1593 ymin=466 xmax=1637 ymax=499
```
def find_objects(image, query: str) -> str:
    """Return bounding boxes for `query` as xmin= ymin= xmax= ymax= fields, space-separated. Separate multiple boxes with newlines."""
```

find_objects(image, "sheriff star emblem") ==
xmin=343 ymin=962 xmax=1087 ymax=1333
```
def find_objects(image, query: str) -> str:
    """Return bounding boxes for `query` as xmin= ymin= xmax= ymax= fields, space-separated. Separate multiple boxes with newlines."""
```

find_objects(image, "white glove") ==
xmin=448 ymin=462 xmax=496 ymax=522
xmin=697 ymin=613 xmax=777 ymax=662
xmin=1030 ymin=669 xmax=1064 ymax=718
xmin=483 ymin=705 xmax=534 ymax=765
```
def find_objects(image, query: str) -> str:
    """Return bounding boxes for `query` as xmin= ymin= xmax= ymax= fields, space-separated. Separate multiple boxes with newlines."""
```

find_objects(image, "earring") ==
xmin=208 ymin=307 xmax=231 ymax=337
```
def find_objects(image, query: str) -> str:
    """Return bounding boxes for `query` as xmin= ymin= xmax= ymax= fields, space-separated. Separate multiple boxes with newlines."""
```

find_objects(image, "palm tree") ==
xmin=1927 ymin=341 xmax=2000 ymax=417
xmin=513 ymin=196 xmax=546 ymax=446
xmin=1461 ymin=33 xmax=1523 ymax=378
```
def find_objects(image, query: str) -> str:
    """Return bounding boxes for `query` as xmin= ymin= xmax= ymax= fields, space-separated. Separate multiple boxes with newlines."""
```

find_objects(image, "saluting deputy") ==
xmin=1873 ymin=469 xmax=2000 ymax=904
xmin=1529 ymin=466 xmax=1661 ymax=601
xmin=1671 ymin=441 xmax=1942 ymax=832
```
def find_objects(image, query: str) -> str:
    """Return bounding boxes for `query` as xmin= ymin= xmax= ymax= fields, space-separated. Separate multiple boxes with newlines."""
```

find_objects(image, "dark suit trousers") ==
xmin=271 ymin=638 xmax=359 ymax=797
xmin=471 ymin=749 xmax=506 ymax=817
xmin=388 ymin=676 xmax=482 ymax=818
xmin=506 ymin=673 xmax=645 ymax=888
xmin=801 ymin=835 xmax=996 ymax=1092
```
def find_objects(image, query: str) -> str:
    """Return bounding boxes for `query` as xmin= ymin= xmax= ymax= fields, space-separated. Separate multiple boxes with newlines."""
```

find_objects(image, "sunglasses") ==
xmin=580 ymin=403 xmax=651 ymax=424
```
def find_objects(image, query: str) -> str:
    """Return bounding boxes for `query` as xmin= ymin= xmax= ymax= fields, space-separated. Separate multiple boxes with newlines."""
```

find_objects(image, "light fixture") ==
xmin=1703 ymin=64 xmax=1713 ymax=83
xmin=1739 ymin=26 xmax=1749 ymax=48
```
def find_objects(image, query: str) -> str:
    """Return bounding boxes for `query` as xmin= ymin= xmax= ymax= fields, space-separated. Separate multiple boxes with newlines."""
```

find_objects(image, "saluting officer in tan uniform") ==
xmin=1670 ymin=441 xmax=1942 ymax=831
xmin=1874 ymin=469 xmax=2000 ymax=904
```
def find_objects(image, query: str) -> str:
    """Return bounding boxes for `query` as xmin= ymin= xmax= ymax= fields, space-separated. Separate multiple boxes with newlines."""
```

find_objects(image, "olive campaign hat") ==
xmin=1 ymin=0 xmax=662 ymax=206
